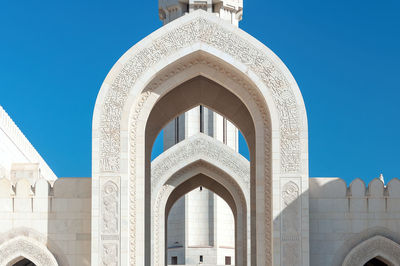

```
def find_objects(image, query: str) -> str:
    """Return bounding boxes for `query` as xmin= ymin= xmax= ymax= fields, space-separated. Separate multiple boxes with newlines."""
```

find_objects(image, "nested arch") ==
xmin=151 ymin=133 xmax=250 ymax=198
xmin=151 ymin=138 xmax=250 ymax=266
xmin=92 ymin=9 xmax=308 ymax=266
xmin=142 ymin=74 xmax=258 ymax=266
xmin=164 ymin=175 xmax=242 ymax=264
xmin=342 ymin=236 xmax=400 ymax=266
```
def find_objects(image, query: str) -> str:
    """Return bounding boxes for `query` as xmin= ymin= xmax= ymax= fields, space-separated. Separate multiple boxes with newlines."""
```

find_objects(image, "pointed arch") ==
xmin=342 ymin=235 xmax=400 ymax=266
xmin=92 ymin=9 xmax=309 ymax=265
xmin=0 ymin=236 xmax=58 ymax=266
xmin=151 ymin=134 xmax=249 ymax=265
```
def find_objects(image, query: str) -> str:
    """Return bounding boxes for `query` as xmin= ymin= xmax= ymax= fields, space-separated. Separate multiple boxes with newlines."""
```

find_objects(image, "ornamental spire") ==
xmin=379 ymin=173 xmax=385 ymax=185
xmin=159 ymin=0 xmax=243 ymax=27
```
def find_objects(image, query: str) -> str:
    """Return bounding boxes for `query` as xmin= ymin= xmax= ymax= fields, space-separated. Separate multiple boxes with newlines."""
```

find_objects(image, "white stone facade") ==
xmin=0 ymin=2 xmax=399 ymax=266
xmin=0 ymin=177 xmax=91 ymax=266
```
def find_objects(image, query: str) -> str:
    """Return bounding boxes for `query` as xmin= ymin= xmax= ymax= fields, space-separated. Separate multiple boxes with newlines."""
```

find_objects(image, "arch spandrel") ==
xmin=92 ymin=9 xmax=309 ymax=266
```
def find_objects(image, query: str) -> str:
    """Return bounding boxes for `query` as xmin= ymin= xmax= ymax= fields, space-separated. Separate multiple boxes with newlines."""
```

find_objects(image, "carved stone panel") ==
xmin=281 ymin=181 xmax=301 ymax=266
xmin=99 ymin=15 xmax=301 ymax=174
xmin=101 ymin=178 xmax=120 ymax=266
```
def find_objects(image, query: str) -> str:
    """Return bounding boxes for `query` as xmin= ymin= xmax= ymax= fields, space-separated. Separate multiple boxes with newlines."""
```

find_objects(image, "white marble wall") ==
xmin=0 ymin=177 xmax=91 ymax=265
xmin=309 ymin=177 xmax=400 ymax=266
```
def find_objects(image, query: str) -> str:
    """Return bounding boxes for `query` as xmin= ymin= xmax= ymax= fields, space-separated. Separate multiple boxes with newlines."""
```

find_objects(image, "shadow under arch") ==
xmin=151 ymin=134 xmax=250 ymax=266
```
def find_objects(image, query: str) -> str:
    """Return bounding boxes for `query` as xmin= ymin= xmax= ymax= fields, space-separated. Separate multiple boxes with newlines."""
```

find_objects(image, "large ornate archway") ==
xmin=92 ymin=10 xmax=308 ymax=266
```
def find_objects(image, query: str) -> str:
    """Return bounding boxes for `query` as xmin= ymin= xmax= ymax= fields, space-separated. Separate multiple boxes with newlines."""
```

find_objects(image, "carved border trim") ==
xmin=99 ymin=15 xmax=300 ymax=174
xmin=0 ymin=236 xmax=58 ymax=266
xmin=151 ymin=134 xmax=250 ymax=193
xmin=342 ymin=235 xmax=400 ymax=266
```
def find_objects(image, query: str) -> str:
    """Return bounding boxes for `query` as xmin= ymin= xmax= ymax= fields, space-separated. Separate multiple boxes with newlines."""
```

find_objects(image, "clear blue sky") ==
xmin=1 ymin=0 xmax=399 ymax=185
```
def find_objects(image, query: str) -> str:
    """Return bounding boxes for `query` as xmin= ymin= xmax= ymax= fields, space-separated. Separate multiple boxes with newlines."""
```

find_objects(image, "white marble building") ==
xmin=0 ymin=1 xmax=400 ymax=266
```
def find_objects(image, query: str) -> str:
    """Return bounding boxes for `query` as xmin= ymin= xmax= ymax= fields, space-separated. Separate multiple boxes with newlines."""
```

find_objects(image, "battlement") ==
xmin=310 ymin=177 xmax=400 ymax=213
xmin=0 ymin=177 xmax=91 ymax=213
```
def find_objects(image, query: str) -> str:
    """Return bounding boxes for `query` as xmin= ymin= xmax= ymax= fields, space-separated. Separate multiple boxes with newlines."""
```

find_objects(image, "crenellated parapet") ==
xmin=310 ymin=176 xmax=400 ymax=213
xmin=0 ymin=177 xmax=91 ymax=213
xmin=0 ymin=105 xmax=57 ymax=182
xmin=0 ymin=177 xmax=91 ymax=265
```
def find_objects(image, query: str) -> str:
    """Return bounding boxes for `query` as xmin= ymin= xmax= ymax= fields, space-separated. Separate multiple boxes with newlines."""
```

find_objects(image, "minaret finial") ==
xmin=379 ymin=173 xmax=385 ymax=184
xmin=159 ymin=0 xmax=243 ymax=26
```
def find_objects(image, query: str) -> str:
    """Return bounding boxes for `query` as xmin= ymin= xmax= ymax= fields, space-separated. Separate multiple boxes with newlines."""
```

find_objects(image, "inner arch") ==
xmin=166 ymin=174 xmax=238 ymax=218
xmin=364 ymin=257 xmax=390 ymax=266
xmin=165 ymin=173 xmax=243 ymax=266
xmin=145 ymin=76 xmax=256 ymax=156
xmin=10 ymin=258 xmax=35 ymax=266
xmin=143 ymin=70 xmax=268 ymax=265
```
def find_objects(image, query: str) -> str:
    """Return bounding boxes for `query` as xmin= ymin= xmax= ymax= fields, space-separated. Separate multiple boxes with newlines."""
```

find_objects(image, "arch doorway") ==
xmin=151 ymin=133 xmax=250 ymax=266
xmin=342 ymin=235 xmax=400 ymax=266
xmin=364 ymin=257 xmax=390 ymax=266
xmin=166 ymin=176 xmax=237 ymax=265
xmin=11 ymin=258 xmax=35 ymax=266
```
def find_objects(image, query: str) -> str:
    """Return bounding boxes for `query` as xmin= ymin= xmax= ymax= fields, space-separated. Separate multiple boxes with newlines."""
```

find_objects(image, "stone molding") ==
xmin=342 ymin=235 xmax=400 ymax=266
xmin=0 ymin=105 xmax=57 ymax=181
xmin=151 ymin=133 xmax=250 ymax=193
xmin=0 ymin=236 xmax=58 ymax=266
